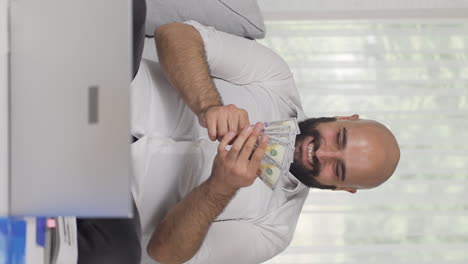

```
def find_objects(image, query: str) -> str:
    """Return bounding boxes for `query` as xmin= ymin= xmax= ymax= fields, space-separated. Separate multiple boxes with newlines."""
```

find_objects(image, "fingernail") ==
xmin=245 ymin=126 xmax=253 ymax=132
xmin=255 ymin=123 xmax=263 ymax=132
xmin=227 ymin=131 xmax=236 ymax=137
xmin=261 ymin=135 xmax=269 ymax=143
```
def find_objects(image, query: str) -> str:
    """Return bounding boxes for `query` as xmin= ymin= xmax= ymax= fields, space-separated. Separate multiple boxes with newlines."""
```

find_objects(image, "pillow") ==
xmin=145 ymin=0 xmax=266 ymax=39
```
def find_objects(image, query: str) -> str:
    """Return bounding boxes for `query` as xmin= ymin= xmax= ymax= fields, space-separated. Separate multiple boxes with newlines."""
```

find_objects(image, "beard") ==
xmin=290 ymin=117 xmax=337 ymax=189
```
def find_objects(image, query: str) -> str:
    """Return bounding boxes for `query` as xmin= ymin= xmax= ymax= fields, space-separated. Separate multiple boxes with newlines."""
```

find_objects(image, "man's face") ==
xmin=290 ymin=115 xmax=396 ymax=192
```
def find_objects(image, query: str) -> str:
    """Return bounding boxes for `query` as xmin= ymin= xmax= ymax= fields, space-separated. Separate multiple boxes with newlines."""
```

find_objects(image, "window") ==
xmin=260 ymin=20 xmax=468 ymax=263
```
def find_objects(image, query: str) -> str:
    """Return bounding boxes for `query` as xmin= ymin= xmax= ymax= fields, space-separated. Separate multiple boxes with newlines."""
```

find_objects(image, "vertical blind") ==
xmin=258 ymin=0 xmax=468 ymax=20
xmin=259 ymin=20 xmax=468 ymax=263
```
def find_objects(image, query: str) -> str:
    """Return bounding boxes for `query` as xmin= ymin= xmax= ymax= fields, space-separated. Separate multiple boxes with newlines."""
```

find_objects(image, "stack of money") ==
xmin=256 ymin=118 xmax=300 ymax=189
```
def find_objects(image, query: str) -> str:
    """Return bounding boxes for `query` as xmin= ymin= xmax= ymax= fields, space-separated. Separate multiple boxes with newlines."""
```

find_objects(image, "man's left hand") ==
xmin=198 ymin=104 xmax=250 ymax=141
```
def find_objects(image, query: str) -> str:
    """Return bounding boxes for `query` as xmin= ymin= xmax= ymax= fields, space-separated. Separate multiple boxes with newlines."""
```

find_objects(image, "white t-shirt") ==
xmin=131 ymin=21 xmax=310 ymax=264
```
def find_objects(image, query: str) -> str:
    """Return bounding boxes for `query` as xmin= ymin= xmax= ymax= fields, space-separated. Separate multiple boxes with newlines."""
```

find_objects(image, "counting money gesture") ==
xmin=198 ymin=104 xmax=250 ymax=141
xmin=209 ymin=122 xmax=269 ymax=193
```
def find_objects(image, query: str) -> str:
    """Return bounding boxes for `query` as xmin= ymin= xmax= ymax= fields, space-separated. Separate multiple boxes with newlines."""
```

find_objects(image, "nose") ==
xmin=315 ymin=148 xmax=341 ymax=161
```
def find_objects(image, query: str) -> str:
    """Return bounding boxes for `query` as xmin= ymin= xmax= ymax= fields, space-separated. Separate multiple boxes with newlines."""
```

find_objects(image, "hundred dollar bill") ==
xmin=267 ymin=133 xmax=297 ymax=148
xmin=262 ymin=130 xmax=295 ymax=136
xmin=263 ymin=126 xmax=293 ymax=133
xmin=254 ymin=118 xmax=301 ymax=189
xmin=265 ymin=143 xmax=288 ymax=166
xmin=263 ymin=118 xmax=300 ymax=134
xmin=257 ymin=158 xmax=282 ymax=189
xmin=267 ymin=134 xmax=293 ymax=145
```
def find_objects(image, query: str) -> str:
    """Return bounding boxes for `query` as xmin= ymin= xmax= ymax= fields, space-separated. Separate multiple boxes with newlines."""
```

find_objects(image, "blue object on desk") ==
xmin=36 ymin=218 xmax=46 ymax=247
xmin=0 ymin=218 xmax=26 ymax=264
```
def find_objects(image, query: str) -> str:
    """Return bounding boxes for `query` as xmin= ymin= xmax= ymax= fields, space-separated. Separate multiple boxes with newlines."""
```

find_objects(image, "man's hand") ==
xmin=198 ymin=104 xmax=250 ymax=142
xmin=148 ymin=122 xmax=267 ymax=264
xmin=208 ymin=122 xmax=269 ymax=194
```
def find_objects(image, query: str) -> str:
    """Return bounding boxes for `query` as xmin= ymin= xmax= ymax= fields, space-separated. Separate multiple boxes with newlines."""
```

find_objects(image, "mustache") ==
xmin=310 ymin=155 xmax=321 ymax=177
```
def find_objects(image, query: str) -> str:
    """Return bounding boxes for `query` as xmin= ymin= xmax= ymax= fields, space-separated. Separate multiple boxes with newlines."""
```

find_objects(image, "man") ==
xmin=130 ymin=21 xmax=400 ymax=264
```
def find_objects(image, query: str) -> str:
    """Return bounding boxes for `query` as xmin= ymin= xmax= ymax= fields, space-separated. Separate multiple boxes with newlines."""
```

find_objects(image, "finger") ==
xmin=207 ymin=113 xmax=217 ymax=141
xmin=238 ymin=122 xmax=264 ymax=162
xmin=239 ymin=110 xmax=250 ymax=131
xmin=226 ymin=125 xmax=253 ymax=162
xmin=218 ymin=132 xmax=236 ymax=158
xmin=248 ymin=134 xmax=269 ymax=174
xmin=227 ymin=135 xmax=238 ymax=146
xmin=198 ymin=114 xmax=208 ymax=128
xmin=228 ymin=113 xmax=238 ymax=134
xmin=217 ymin=116 xmax=229 ymax=141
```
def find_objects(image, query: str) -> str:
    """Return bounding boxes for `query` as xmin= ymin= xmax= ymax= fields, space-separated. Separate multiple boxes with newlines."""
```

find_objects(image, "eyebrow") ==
xmin=341 ymin=128 xmax=347 ymax=181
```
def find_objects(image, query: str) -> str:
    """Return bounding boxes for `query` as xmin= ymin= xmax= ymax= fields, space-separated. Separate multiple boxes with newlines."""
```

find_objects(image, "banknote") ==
xmin=263 ymin=118 xmax=300 ymax=133
xmin=258 ymin=159 xmax=282 ymax=189
xmin=256 ymin=118 xmax=300 ymax=189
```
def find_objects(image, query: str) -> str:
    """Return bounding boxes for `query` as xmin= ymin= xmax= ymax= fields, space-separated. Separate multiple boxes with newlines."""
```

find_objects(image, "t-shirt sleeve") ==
xmin=183 ymin=20 xmax=293 ymax=86
xmin=183 ymin=220 xmax=291 ymax=264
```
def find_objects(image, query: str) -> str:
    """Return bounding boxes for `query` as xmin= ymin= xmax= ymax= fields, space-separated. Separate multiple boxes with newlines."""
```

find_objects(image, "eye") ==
xmin=334 ymin=163 xmax=340 ymax=179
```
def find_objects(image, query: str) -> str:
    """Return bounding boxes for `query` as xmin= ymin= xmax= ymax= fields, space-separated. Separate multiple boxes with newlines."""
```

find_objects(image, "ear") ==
xmin=334 ymin=187 xmax=357 ymax=193
xmin=335 ymin=114 xmax=359 ymax=121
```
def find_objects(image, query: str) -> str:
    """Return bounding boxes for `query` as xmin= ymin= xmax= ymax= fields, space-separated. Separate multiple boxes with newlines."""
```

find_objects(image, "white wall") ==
xmin=0 ymin=0 xmax=9 ymax=215
xmin=258 ymin=0 xmax=468 ymax=20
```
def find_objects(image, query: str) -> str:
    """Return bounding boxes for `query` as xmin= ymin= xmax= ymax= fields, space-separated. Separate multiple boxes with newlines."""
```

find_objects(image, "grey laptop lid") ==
xmin=8 ymin=0 xmax=132 ymax=217
xmin=0 ymin=0 xmax=8 ymax=216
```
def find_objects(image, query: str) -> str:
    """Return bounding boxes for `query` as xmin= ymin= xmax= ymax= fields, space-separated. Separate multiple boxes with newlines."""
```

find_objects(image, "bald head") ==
xmin=347 ymin=119 xmax=400 ymax=189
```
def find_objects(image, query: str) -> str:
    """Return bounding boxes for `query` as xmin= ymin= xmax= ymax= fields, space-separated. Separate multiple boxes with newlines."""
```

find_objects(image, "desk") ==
xmin=0 ymin=217 xmax=77 ymax=264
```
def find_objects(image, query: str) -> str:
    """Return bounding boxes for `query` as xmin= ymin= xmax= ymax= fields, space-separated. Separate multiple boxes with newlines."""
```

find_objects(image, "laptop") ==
xmin=1 ymin=0 xmax=133 ymax=217
xmin=0 ymin=0 xmax=8 ymax=217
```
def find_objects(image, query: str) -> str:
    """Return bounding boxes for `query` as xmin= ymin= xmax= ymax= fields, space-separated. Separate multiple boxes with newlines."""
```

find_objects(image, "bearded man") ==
xmin=129 ymin=21 xmax=400 ymax=264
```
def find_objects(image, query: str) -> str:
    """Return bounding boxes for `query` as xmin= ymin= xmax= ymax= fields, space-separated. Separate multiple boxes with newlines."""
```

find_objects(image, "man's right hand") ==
xmin=198 ymin=104 xmax=250 ymax=142
xmin=208 ymin=122 xmax=269 ymax=194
